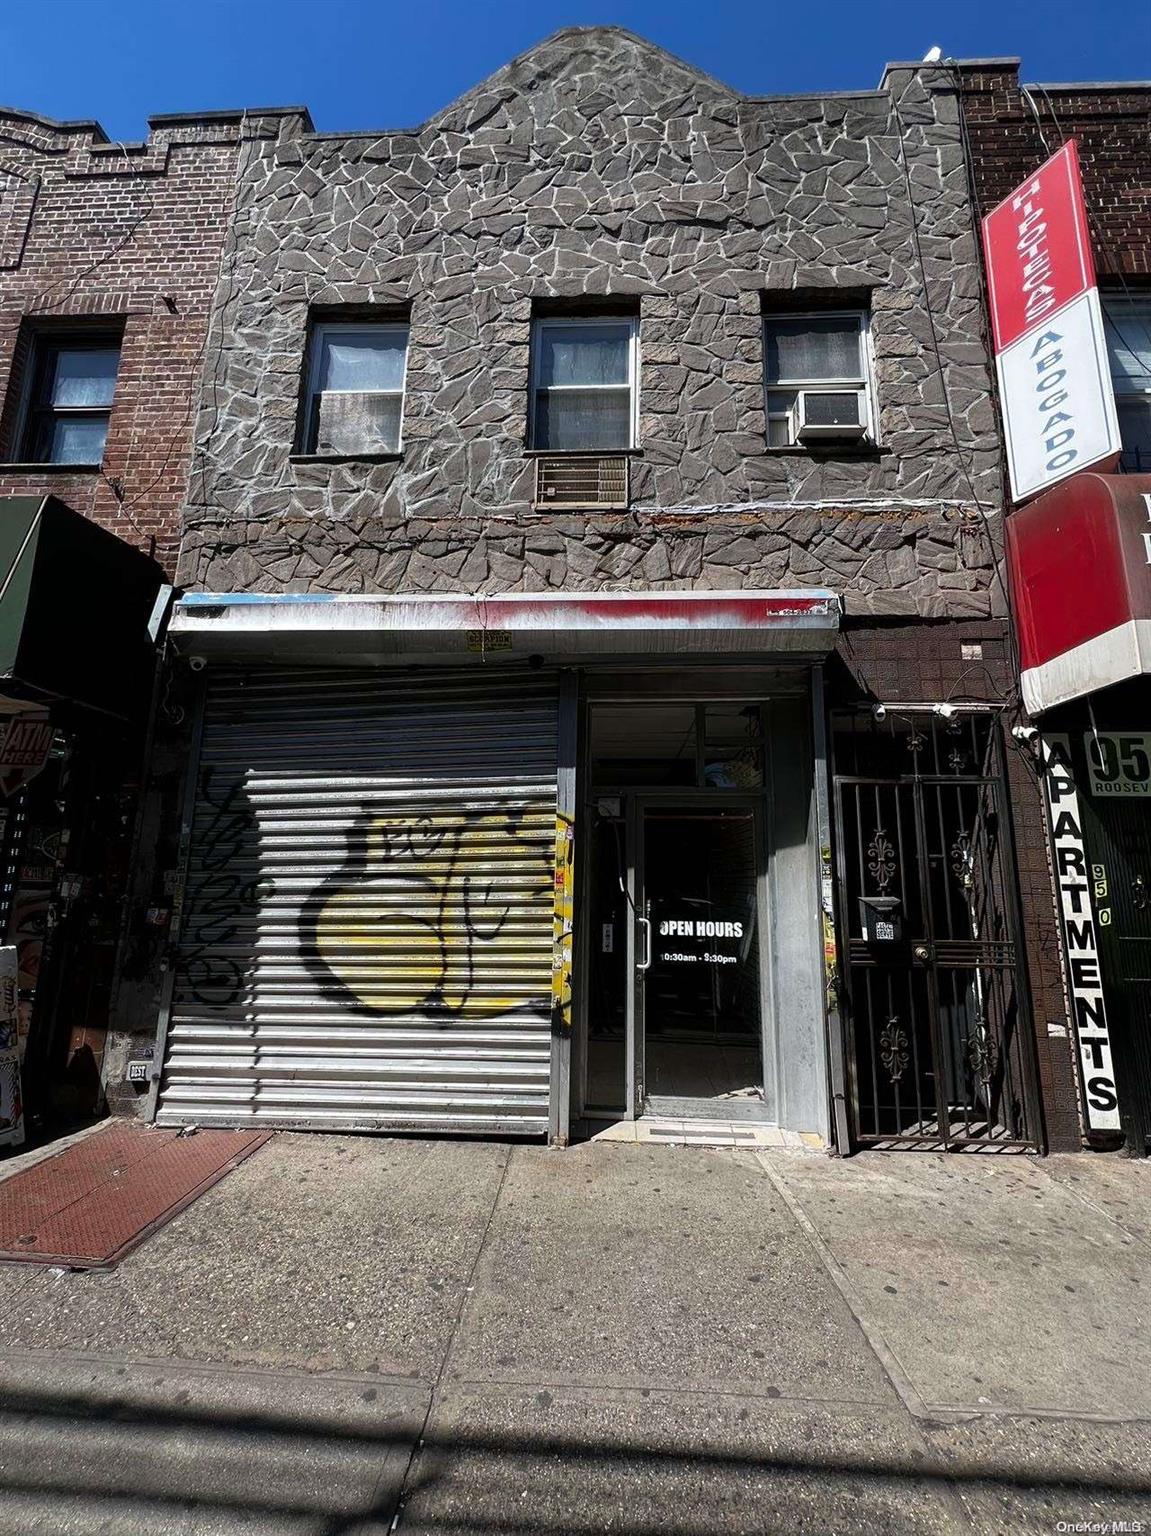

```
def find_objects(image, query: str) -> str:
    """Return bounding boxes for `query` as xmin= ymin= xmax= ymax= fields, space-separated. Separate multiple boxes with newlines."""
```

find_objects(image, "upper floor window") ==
xmin=1103 ymin=296 xmax=1151 ymax=473
xmin=531 ymin=317 xmax=637 ymax=452
xmin=304 ymin=320 xmax=409 ymax=456
xmin=21 ymin=335 xmax=120 ymax=465
xmin=763 ymin=311 xmax=873 ymax=448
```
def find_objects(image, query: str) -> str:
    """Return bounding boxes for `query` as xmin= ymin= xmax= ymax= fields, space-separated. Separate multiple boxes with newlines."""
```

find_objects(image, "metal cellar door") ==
xmin=156 ymin=666 xmax=560 ymax=1135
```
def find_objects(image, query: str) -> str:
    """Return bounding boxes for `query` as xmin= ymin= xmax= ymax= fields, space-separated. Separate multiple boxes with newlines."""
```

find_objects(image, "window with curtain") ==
xmin=1103 ymin=296 xmax=1151 ymax=473
xmin=305 ymin=321 xmax=410 ymax=455
xmin=531 ymin=318 xmax=637 ymax=451
xmin=21 ymin=336 xmax=121 ymax=465
xmin=763 ymin=311 xmax=873 ymax=446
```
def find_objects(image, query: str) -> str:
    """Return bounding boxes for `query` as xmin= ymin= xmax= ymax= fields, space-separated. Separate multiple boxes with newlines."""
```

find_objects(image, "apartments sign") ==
xmin=982 ymin=141 xmax=1121 ymax=501
xmin=1041 ymin=735 xmax=1120 ymax=1132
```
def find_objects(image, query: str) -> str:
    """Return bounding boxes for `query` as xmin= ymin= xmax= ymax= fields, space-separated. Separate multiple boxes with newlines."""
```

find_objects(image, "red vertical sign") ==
xmin=981 ymin=141 xmax=1096 ymax=354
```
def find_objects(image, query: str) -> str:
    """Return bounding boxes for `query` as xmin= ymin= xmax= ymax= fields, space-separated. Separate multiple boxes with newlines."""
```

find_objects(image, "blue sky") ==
xmin=1 ymin=0 xmax=1147 ymax=140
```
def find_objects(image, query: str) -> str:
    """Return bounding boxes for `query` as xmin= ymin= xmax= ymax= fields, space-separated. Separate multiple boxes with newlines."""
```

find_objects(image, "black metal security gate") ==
xmin=832 ymin=711 xmax=1041 ymax=1150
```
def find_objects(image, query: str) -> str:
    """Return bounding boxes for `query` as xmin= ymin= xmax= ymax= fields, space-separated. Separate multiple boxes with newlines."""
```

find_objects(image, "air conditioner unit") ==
xmin=533 ymin=453 xmax=629 ymax=510
xmin=792 ymin=390 xmax=868 ymax=443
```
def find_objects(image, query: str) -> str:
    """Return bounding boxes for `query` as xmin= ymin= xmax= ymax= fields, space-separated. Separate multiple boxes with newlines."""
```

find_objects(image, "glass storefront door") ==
xmin=583 ymin=793 xmax=768 ymax=1120
xmin=581 ymin=697 xmax=772 ymax=1123
xmin=636 ymin=801 xmax=765 ymax=1112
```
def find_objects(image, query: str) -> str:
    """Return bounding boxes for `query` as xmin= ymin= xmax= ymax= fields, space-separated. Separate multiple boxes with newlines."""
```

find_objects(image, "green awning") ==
xmin=0 ymin=496 xmax=164 ymax=719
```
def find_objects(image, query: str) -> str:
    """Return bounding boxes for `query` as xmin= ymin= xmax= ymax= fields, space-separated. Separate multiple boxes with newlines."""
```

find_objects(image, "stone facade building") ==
xmin=148 ymin=30 xmax=1074 ymax=1152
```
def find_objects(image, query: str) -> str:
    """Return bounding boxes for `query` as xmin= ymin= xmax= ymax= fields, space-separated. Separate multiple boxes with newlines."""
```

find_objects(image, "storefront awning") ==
xmin=1008 ymin=472 xmax=1151 ymax=715
xmin=0 ymin=496 xmax=164 ymax=719
xmin=169 ymin=589 xmax=841 ymax=663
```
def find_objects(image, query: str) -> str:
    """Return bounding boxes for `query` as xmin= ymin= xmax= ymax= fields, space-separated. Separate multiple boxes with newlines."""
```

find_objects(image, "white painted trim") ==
xmin=1021 ymin=617 xmax=1151 ymax=714
xmin=762 ymin=309 xmax=877 ymax=447
xmin=529 ymin=316 xmax=639 ymax=450
xmin=305 ymin=319 xmax=410 ymax=454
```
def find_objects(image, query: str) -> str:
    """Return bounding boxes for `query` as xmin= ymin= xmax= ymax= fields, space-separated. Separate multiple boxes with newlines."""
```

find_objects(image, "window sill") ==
xmin=521 ymin=447 xmax=643 ymax=458
xmin=0 ymin=461 xmax=103 ymax=473
xmin=764 ymin=443 xmax=890 ymax=458
xmin=289 ymin=452 xmax=403 ymax=466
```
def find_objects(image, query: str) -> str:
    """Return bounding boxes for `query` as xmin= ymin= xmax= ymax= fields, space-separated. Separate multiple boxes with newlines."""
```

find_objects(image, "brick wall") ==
xmin=957 ymin=62 xmax=1151 ymax=278
xmin=951 ymin=62 xmax=1151 ymax=1147
xmin=0 ymin=109 xmax=256 ymax=572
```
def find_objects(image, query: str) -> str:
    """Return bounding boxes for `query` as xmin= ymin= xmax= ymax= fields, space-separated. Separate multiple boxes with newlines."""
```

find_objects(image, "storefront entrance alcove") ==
xmin=577 ymin=685 xmax=786 ymax=1126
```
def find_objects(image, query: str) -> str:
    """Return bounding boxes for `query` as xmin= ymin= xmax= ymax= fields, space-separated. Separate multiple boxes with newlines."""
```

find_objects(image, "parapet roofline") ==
xmin=147 ymin=106 xmax=314 ymax=129
xmin=0 ymin=102 xmax=314 ymax=146
xmin=1025 ymin=79 xmax=1151 ymax=92
xmin=877 ymin=57 xmax=1022 ymax=89
xmin=0 ymin=105 xmax=110 ymax=140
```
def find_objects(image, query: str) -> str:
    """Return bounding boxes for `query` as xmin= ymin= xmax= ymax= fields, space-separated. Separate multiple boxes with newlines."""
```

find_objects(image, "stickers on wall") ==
xmin=0 ymin=947 xmax=24 ymax=1150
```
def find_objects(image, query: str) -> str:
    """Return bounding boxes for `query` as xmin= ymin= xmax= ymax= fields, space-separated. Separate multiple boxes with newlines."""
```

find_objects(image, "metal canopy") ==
xmin=170 ymin=589 xmax=840 ymax=664
xmin=0 ymin=496 xmax=163 ymax=718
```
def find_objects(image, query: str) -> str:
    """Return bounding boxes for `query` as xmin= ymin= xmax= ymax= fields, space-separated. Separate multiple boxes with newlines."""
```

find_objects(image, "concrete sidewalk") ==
xmin=0 ymin=1132 xmax=1147 ymax=1533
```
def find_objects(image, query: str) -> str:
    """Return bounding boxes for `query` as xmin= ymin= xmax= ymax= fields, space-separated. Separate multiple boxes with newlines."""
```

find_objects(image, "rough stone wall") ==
xmin=0 ymin=108 xmax=262 ymax=572
xmin=182 ymin=28 xmax=1004 ymax=618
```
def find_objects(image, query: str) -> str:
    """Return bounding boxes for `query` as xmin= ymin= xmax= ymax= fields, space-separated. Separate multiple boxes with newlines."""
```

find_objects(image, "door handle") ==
xmin=637 ymin=917 xmax=652 ymax=972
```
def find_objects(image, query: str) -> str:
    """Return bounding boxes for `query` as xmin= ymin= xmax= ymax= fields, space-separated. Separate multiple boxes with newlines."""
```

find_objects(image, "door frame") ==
xmin=628 ymin=789 xmax=773 ymax=1122
xmin=572 ymin=672 xmax=820 ymax=1130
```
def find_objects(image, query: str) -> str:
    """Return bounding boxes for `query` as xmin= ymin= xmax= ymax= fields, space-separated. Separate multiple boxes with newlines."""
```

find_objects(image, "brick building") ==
xmin=138 ymin=29 xmax=1080 ymax=1153
xmin=0 ymin=105 xmax=285 ymax=1140
xmin=957 ymin=62 xmax=1151 ymax=1155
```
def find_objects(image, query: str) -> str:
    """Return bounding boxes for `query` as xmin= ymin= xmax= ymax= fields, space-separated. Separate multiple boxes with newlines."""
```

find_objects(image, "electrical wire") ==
xmin=31 ymin=143 xmax=155 ymax=317
xmin=1022 ymin=85 xmax=1151 ymax=377
xmin=195 ymin=109 xmax=252 ymax=513
xmin=889 ymin=71 xmax=1018 ymax=695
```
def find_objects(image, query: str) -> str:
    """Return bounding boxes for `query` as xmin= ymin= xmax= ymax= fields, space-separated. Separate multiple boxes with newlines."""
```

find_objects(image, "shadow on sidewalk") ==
xmin=0 ymin=1376 xmax=1147 ymax=1533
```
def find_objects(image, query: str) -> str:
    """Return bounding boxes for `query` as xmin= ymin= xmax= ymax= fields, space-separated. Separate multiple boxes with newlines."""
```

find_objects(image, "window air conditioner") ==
xmin=792 ymin=390 xmax=868 ymax=443
xmin=533 ymin=454 xmax=630 ymax=510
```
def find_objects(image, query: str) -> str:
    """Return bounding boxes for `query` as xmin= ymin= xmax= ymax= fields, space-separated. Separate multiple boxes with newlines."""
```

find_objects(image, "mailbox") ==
xmin=859 ymin=895 xmax=902 ymax=944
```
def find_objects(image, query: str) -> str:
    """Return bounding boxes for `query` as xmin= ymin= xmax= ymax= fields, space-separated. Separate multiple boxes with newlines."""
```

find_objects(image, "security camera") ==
xmin=188 ymin=656 xmax=207 ymax=673
xmin=934 ymin=702 xmax=956 ymax=720
xmin=1012 ymin=725 xmax=1038 ymax=742
xmin=872 ymin=703 xmax=887 ymax=721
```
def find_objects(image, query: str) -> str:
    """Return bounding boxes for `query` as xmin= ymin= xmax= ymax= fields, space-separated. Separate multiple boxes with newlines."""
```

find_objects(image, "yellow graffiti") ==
xmin=552 ymin=811 xmax=575 ymax=1036
xmin=312 ymin=807 xmax=556 ymax=1017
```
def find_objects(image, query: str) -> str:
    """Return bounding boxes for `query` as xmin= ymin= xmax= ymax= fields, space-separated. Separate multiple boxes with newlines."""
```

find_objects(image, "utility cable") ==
xmin=890 ymin=71 xmax=1017 ymax=669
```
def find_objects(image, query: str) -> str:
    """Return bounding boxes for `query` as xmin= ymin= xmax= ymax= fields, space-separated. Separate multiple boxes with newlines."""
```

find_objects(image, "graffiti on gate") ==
xmin=301 ymin=804 xmax=555 ymax=1018
xmin=180 ymin=769 xmax=258 ymax=1007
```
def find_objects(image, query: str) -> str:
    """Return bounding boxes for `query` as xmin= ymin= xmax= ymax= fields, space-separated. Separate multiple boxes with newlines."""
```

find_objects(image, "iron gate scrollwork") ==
xmin=832 ymin=711 xmax=1041 ymax=1150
